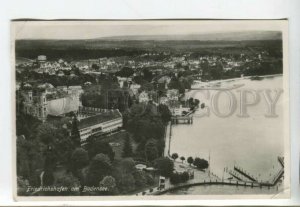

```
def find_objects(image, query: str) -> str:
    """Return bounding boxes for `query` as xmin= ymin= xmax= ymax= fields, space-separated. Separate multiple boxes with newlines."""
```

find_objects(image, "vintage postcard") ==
xmin=11 ymin=20 xmax=289 ymax=200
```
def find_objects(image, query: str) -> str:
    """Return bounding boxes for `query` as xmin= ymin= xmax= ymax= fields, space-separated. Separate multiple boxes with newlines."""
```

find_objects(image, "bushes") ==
xmin=154 ymin=157 xmax=174 ymax=178
xmin=170 ymin=171 xmax=190 ymax=184
xmin=193 ymin=157 xmax=209 ymax=170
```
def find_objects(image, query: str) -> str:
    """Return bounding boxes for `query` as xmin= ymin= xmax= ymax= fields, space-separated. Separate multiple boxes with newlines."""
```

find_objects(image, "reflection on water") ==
xmin=168 ymin=76 xmax=284 ymax=195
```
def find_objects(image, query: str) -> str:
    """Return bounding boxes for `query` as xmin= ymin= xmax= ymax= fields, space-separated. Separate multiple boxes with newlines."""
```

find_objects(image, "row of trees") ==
xmin=171 ymin=153 xmax=209 ymax=170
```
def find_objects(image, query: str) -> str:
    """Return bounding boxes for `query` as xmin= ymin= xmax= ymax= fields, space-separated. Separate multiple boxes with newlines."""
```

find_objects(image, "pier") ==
xmin=153 ymin=179 xmax=280 ymax=195
xmin=171 ymin=116 xmax=193 ymax=124
xmin=234 ymin=166 xmax=257 ymax=182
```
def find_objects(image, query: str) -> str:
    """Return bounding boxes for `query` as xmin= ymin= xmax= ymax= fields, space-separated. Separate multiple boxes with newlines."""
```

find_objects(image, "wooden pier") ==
xmin=171 ymin=116 xmax=193 ymax=124
xmin=234 ymin=166 xmax=257 ymax=182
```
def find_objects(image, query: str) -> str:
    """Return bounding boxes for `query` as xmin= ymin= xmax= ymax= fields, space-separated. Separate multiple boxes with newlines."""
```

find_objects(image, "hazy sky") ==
xmin=12 ymin=20 xmax=286 ymax=40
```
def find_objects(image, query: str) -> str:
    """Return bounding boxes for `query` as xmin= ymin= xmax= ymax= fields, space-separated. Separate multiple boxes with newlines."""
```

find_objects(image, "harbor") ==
xmin=165 ymin=75 xmax=284 ymax=195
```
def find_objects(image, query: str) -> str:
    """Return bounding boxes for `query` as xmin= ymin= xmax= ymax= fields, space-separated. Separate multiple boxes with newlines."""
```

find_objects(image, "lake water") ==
xmin=168 ymin=75 xmax=284 ymax=195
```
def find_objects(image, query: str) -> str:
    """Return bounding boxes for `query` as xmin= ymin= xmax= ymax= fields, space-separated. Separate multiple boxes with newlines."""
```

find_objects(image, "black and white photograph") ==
xmin=12 ymin=20 xmax=289 ymax=199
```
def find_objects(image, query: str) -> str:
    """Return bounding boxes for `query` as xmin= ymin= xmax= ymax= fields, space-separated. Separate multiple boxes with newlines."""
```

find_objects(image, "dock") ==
xmin=171 ymin=115 xmax=193 ymax=124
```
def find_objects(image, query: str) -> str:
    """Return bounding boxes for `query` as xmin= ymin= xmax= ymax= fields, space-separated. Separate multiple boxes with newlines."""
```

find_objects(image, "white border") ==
xmin=1 ymin=0 xmax=300 ymax=206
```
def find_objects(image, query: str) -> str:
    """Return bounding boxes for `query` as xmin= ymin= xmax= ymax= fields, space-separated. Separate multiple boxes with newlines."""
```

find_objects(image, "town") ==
xmin=16 ymin=39 xmax=283 ymax=196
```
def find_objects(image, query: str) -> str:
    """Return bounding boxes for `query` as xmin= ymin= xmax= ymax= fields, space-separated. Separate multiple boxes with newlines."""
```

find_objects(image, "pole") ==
xmin=208 ymin=150 xmax=211 ymax=178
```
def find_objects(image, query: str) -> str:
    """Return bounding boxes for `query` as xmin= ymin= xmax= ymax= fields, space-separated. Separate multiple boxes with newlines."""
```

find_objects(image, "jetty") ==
xmin=171 ymin=115 xmax=193 ymax=124
xmin=234 ymin=165 xmax=257 ymax=182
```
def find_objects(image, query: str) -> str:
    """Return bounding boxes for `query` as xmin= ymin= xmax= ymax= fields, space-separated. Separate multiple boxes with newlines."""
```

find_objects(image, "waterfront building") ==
xmin=171 ymin=105 xmax=190 ymax=116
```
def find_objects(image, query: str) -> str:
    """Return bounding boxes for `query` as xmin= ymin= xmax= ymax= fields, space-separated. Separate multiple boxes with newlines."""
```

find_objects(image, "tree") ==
xmin=187 ymin=156 xmax=194 ymax=166
xmin=17 ymin=137 xmax=43 ymax=181
xmin=54 ymin=136 xmax=74 ymax=165
xmin=140 ymin=82 xmax=154 ymax=91
xmin=53 ymin=172 xmax=80 ymax=196
xmin=126 ymin=103 xmax=165 ymax=142
xmin=99 ymin=176 xmax=117 ymax=195
xmin=194 ymin=99 xmax=200 ymax=106
xmin=91 ymin=64 xmax=99 ymax=70
xmin=117 ymin=172 xmax=135 ymax=193
xmin=143 ymin=68 xmax=153 ymax=82
xmin=170 ymin=172 xmax=189 ymax=184
xmin=193 ymin=157 xmax=209 ymax=170
xmin=36 ymin=123 xmax=58 ymax=145
xmin=200 ymin=103 xmax=205 ymax=109
xmin=119 ymin=158 xmax=136 ymax=174
xmin=132 ymin=170 xmax=147 ymax=188
xmin=86 ymin=137 xmax=115 ymax=161
xmin=171 ymin=153 xmax=179 ymax=161
xmin=71 ymin=148 xmax=89 ymax=170
xmin=154 ymin=157 xmax=174 ymax=178
xmin=156 ymin=138 xmax=165 ymax=157
xmin=180 ymin=156 xmax=185 ymax=163
xmin=145 ymin=139 xmax=158 ymax=162
xmin=188 ymin=98 xmax=194 ymax=107
xmin=44 ymin=146 xmax=56 ymax=172
xmin=71 ymin=116 xmax=81 ymax=147
xmin=170 ymin=172 xmax=180 ymax=184
xmin=86 ymin=153 xmax=112 ymax=186
xmin=122 ymin=135 xmax=133 ymax=158
xmin=158 ymin=104 xmax=172 ymax=124
xmin=115 ymin=67 xmax=134 ymax=78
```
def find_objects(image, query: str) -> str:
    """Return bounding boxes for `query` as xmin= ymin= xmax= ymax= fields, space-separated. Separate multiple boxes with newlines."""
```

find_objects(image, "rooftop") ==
xmin=78 ymin=109 xmax=122 ymax=130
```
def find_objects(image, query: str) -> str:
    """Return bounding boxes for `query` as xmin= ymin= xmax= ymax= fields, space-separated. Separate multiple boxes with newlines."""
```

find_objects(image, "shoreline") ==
xmin=192 ymin=73 xmax=283 ymax=85
xmin=186 ymin=73 xmax=282 ymax=99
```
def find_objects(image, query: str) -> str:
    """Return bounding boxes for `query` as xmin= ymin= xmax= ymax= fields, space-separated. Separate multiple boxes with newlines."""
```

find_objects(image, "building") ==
xmin=37 ymin=55 xmax=47 ymax=62
xmin=57 ymin=70 xmax=65 ymax=76
xmin=138 ymin=91 xmax=150 ymax=103
xmin=22 ymin=90 xmax=48 ymax=121
xmin=171 ymin=105 xmax=190 ymax=116
xmin=78 ymin=109 xmax=123 ymax=143
xmin=46 ymin=97 xmax=81 ymax=117
xmin=129 ymin=83 xmax=141 ymax=95
xmin=21 ymin=86 xmax=83 ymax=121
xmin=166 ymin=89 xmax=179 ymax=101
xmin=159 ymin=96 xmax=169 ymax=105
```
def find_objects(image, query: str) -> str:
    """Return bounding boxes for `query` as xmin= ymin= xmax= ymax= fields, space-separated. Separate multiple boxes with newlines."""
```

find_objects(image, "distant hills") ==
xmin=99 ymin=31 xmax=282 ymax=41
xmin=15 ymin=31 xmax=282 ymax=60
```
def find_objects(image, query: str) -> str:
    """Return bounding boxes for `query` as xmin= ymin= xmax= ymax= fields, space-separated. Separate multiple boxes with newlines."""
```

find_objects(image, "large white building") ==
xmin=78 ymin=109 xmax=123 ymax=143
